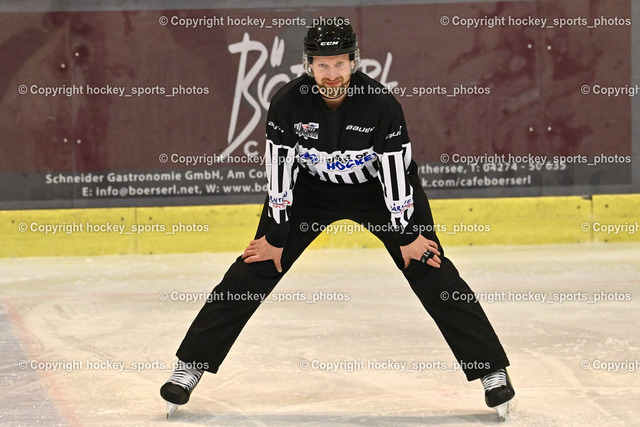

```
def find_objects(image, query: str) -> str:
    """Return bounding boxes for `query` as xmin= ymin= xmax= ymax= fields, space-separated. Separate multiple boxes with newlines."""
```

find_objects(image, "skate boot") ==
xmin=160 ymin=360 xmax=204 ymax=418
xmin=481 ymin=368 xmax=515 ymax=421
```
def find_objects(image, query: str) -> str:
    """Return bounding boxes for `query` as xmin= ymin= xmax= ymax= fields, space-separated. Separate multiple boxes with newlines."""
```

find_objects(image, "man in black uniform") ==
xmin=161 ymin=19 xmax=515 ymax=419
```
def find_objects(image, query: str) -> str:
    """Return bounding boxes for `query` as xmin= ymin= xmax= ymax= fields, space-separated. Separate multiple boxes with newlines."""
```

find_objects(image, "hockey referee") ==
xmin=161 ymin=18 xmax=515 ymax=419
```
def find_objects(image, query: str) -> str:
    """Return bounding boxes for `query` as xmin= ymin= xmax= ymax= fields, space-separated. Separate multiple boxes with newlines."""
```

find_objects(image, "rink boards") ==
xmin=1 ymin=194 xmax=639 ymax=257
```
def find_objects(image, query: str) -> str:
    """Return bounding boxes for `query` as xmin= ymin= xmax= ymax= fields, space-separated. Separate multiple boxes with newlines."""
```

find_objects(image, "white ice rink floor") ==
xmin=1 ymin=243 xmax=639 ymax=426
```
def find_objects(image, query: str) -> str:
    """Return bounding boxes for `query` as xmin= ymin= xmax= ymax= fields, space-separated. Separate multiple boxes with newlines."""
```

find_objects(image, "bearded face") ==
xmin=310 ymin=54 xmax=353 ymax=99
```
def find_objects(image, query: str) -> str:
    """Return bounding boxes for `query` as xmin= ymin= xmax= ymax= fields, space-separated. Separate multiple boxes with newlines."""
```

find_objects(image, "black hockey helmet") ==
xmin=303 ymin=17 xmax=360 ymax=76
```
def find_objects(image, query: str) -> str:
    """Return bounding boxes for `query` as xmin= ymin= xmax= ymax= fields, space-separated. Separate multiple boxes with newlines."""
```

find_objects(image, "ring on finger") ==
xmin=420 ymin=250 xmax=434 ymax=264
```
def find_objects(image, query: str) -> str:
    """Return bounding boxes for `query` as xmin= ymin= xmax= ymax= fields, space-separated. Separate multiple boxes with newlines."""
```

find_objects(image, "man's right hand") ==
xmin=242 ymin=236 xmax=284 ymax=273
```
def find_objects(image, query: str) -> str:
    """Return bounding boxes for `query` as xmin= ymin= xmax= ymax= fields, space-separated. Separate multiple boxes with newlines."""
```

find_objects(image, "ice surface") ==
xmin=1 ymin=243 xmax=639 ymax=426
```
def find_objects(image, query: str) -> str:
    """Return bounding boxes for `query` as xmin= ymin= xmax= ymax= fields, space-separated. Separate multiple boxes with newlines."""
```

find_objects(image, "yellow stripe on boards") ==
xmin=1 ymin=194 xmax=638 ymax=257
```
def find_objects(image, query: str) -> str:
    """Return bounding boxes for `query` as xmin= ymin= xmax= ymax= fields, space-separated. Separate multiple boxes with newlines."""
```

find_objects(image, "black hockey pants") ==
xmin=176 ymin=170 xmax=509 ymax=381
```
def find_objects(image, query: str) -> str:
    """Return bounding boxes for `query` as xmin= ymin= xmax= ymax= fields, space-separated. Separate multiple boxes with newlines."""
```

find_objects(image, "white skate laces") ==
xmin=168 ymin=360 xmax=204 ymax=391
xmin=481 ymin=368 xmax=507 ymax=392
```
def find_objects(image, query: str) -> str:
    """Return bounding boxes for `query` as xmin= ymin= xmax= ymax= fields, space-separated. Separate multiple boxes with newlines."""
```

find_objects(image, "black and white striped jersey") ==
xmin=264 ymin=71 xmax=418 ymax=247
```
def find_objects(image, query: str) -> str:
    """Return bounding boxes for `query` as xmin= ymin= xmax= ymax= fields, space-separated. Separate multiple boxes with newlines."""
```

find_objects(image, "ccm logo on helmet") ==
xmin=320 ymin=41 xmax=340 ymax=46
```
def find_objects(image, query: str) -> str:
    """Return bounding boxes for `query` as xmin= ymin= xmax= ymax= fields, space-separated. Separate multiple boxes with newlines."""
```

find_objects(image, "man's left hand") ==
xmin=400 ymin=235 xmax=442 ymax=269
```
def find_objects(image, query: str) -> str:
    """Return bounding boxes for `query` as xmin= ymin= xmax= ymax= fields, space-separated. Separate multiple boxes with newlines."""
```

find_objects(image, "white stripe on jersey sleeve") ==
xmin=402 ymin=141 xmax=412 ymax=169
xmin=378 ymin=150 xmax=414 ymax=231
xmin=266 ymin=139 xmax=297 ymax=224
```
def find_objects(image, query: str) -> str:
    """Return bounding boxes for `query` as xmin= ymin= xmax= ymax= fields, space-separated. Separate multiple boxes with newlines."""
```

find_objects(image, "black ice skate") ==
xmin=481 ymin=368 xmax=515 ymax=421
xmin=160 ymin=360 xmax=204 ymax=418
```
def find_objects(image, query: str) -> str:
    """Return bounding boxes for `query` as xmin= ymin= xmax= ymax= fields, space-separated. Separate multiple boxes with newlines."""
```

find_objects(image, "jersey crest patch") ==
xmin=294 ymin=122 xmax=319 ymax=140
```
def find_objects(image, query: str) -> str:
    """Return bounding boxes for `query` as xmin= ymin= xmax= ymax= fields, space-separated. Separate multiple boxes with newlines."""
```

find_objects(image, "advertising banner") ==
xmin=0 ymin=1 xmax=633 ymax=209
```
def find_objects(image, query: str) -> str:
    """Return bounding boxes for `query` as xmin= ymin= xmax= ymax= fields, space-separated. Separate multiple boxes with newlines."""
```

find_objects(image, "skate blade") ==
xmin=166 ymin=402 xmax=179 ymax=419
xmin=494 ymin=399 xmax=514 ymax=421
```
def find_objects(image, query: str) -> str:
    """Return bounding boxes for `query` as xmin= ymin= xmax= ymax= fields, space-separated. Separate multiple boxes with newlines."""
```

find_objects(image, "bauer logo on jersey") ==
xmin=385 ymin=125 xmax=403 ymax=140
xmin=345 ymin=124 xmax=375 ymax=134
xmin=268 ymin=120 xmax=284 ymax=134
xmin=294 ymin=122 xmax=319 ymax=140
